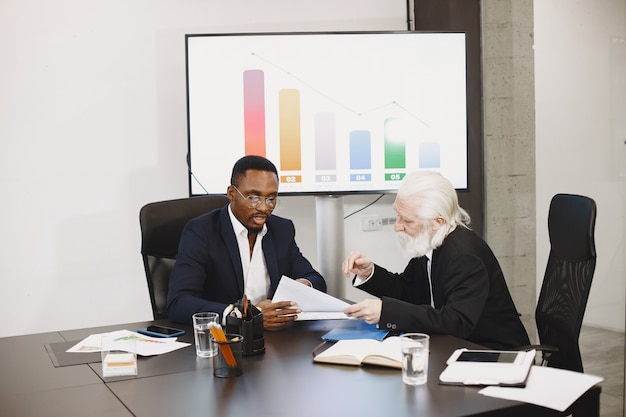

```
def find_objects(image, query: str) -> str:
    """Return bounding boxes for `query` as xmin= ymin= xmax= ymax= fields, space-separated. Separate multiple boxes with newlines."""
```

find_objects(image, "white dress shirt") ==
xmin=228 ymin=205 xmax=270 ymax=305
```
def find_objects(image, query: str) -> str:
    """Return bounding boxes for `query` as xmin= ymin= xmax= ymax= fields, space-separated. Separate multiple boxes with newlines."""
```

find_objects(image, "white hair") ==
xmin=397 ymin=171 xmax=471 ymax=248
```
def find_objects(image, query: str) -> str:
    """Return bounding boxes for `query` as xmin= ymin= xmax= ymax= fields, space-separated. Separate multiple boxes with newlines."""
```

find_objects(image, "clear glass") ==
xmin=400 ymin=333 xmax=429 ymax=386
xmin=192 ymin=312 xmax=219 ymax=358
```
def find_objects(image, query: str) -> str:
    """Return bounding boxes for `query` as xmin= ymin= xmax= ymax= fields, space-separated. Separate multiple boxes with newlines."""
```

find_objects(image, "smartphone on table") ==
xmin=454 ymin=350 xmax=523 ymax=364
xmin=137 ymin=325 xmax=185 ymax=338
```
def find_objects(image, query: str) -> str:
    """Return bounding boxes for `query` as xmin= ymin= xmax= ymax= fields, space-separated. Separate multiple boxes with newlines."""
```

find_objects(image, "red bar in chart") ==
xmin=243 ymin=70 xmax=266 ymax=156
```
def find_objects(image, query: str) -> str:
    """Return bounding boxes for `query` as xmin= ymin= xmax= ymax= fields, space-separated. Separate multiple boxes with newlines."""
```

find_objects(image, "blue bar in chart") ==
xmin=349 ymin=131 xmax=371 ymax=169
xmin=349 ymin=130 xmax=372 ymax=182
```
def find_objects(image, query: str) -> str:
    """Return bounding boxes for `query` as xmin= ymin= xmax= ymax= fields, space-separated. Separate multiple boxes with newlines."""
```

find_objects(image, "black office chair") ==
xmin=530 ymin=193 xmax=597 ymax=373
xmin=139 ymin=195 xmax=229 ymax=319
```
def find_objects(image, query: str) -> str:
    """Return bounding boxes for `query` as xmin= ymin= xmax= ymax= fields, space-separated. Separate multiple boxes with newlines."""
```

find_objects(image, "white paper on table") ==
xmin=271 ymin=275 xmax=352 ymax=320
xmin=66 ymin=329 xmax=191 ymax=356
xmin=479 ymin=365 xmax=603 ymax=412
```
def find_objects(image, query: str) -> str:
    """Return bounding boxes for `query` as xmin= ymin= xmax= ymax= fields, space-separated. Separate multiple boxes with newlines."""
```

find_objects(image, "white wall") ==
xmin=0 ymin=0 xmax=407 ymax=337
xmin=535 ymin=0 xmax=626 ymax=331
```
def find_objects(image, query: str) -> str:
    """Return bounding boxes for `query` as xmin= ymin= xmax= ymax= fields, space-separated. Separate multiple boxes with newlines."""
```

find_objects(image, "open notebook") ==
xmin=271 ymin=276 xmax=351 ymax=320
xmin=313 ymin=337 xmax=402 ymax=369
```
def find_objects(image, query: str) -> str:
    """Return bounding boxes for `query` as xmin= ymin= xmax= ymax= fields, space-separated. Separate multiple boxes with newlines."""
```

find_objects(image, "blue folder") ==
xmin=321 ymin=321 xmax=389 ymax=342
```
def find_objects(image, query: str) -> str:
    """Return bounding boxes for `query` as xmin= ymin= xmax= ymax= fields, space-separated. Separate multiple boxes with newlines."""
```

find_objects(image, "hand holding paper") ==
xmin=272 ymin=276 xmax=352 ymax=320
xmin=343 ymin=298 xmax=382 ymax=324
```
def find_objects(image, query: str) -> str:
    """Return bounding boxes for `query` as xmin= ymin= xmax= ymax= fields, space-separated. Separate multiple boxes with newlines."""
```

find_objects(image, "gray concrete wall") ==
xmin=482 ymin=0 xmax=537 ymax=338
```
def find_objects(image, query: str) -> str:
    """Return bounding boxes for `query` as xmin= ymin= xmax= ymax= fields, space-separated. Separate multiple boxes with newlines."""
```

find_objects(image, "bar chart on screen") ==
xmin=187 ymin=32 xmax=468 ymax=195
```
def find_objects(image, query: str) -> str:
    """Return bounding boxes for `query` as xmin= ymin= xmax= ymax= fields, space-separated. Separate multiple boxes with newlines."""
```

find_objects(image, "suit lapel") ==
xmin=262 ymin=224 xmax=280 ymax=296
xmin=219 ymin=208 xmax=245 ymax=295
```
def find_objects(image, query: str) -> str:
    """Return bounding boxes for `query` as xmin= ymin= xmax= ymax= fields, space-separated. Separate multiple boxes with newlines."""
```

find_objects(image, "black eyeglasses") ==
xmin=231 ymin=185 xmax=279 ymax=209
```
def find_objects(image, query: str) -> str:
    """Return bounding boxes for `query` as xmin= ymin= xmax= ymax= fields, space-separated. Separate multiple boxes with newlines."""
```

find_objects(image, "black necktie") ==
xmin=417 ymin=256 xmax=432 ymax=306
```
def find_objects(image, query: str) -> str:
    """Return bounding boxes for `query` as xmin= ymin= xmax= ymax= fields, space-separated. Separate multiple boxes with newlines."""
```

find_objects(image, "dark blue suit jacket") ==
xmin=167 ymin=206 xmax=326 ymax=324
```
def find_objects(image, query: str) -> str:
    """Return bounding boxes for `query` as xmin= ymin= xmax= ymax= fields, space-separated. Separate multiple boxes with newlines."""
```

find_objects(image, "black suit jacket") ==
xmin=358 ymin=227 xmax=529 ymax=349
xmin=167 ymin=206 xmax=325 ymax=324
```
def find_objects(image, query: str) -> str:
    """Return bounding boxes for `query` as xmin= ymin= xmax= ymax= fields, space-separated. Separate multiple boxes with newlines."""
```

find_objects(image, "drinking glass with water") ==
xmin=400 ymin=333 xmax=430 ymax=385
xmin=192 ymin=312 xmax=219 ymax=358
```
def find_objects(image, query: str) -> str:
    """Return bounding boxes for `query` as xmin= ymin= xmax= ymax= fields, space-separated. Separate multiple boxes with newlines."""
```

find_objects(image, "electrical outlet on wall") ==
xmin=361 ymin=216 xmax=383 ymax=231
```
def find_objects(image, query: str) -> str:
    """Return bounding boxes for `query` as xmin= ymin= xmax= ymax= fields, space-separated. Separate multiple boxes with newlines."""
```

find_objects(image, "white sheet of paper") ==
xmin=272 ymin=275 xmax=351 ymax=320
xmin=66 ymin=329 xmax=191 ymax=356
xmin=479 ymin=365 xmax=603 ymax=412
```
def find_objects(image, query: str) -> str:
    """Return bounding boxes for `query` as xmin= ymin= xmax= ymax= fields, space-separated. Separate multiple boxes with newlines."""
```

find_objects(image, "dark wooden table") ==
xmin=0 ymin=319 xmax=600 ymax=417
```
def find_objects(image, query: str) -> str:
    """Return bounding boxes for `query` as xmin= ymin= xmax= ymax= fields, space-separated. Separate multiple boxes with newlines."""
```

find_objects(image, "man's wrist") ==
xmin=296 ymin=278 xmax=313 ymax=287
xmin=353 ymin=265 xmax=375 ymax=286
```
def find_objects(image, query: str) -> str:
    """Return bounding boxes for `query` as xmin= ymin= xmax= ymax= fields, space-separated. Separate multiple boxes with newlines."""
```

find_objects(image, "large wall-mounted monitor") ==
xmin=186 ymin=31 xmax=467 ymax=196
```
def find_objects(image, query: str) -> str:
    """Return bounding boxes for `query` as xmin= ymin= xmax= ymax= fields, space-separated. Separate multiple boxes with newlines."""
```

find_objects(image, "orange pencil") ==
xmin=209 ymin=324 xmax=237 ymax=367
xmin=209 ymin=324 xmax=236 ymax=366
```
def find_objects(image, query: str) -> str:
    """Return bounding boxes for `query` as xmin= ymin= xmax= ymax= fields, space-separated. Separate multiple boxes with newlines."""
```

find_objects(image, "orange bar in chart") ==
xmin=279 ymin=89 xmax=301 ymax=171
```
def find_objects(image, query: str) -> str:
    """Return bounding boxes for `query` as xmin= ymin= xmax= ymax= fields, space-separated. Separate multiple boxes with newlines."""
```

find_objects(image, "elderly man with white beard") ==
xmin=342 ymin=171 xmax=529 ymax=349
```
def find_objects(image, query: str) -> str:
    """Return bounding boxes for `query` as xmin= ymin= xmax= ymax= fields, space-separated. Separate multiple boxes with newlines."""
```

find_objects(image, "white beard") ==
xmin=396 ymin=227 xmax=434 ymax=259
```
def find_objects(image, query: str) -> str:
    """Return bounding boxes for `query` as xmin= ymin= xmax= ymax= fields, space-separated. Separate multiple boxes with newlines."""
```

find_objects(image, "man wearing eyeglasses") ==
xmin=167 ymin=155 xmax=326 ymax=329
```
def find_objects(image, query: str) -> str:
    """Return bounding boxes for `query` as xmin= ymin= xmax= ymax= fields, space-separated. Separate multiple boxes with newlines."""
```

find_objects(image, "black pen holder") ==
xmin=225 ymin=303 xmax=265 ymax=356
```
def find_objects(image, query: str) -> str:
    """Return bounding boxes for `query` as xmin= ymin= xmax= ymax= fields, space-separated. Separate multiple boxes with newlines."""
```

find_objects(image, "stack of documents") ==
xmin=479 ymin=365 xmax=603 ymax=412
xmin=66 ymin=329 xmax=190 ymax=356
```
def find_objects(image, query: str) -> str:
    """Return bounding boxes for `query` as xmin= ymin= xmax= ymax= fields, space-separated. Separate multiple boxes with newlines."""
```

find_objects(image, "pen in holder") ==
xmin=224 ymin=298 xmax=265 ymax=356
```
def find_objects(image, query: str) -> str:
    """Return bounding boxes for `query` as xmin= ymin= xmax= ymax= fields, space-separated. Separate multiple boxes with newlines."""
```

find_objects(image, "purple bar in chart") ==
xmin=314 ymin=112 xmax=336 ymax=170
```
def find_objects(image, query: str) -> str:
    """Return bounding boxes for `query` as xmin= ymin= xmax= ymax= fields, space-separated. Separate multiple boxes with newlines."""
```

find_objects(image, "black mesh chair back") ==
xmin=140 ymin=195 xmax=229 ymax=319
xmin=535 ymin=193 xmax=597 ymax=373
